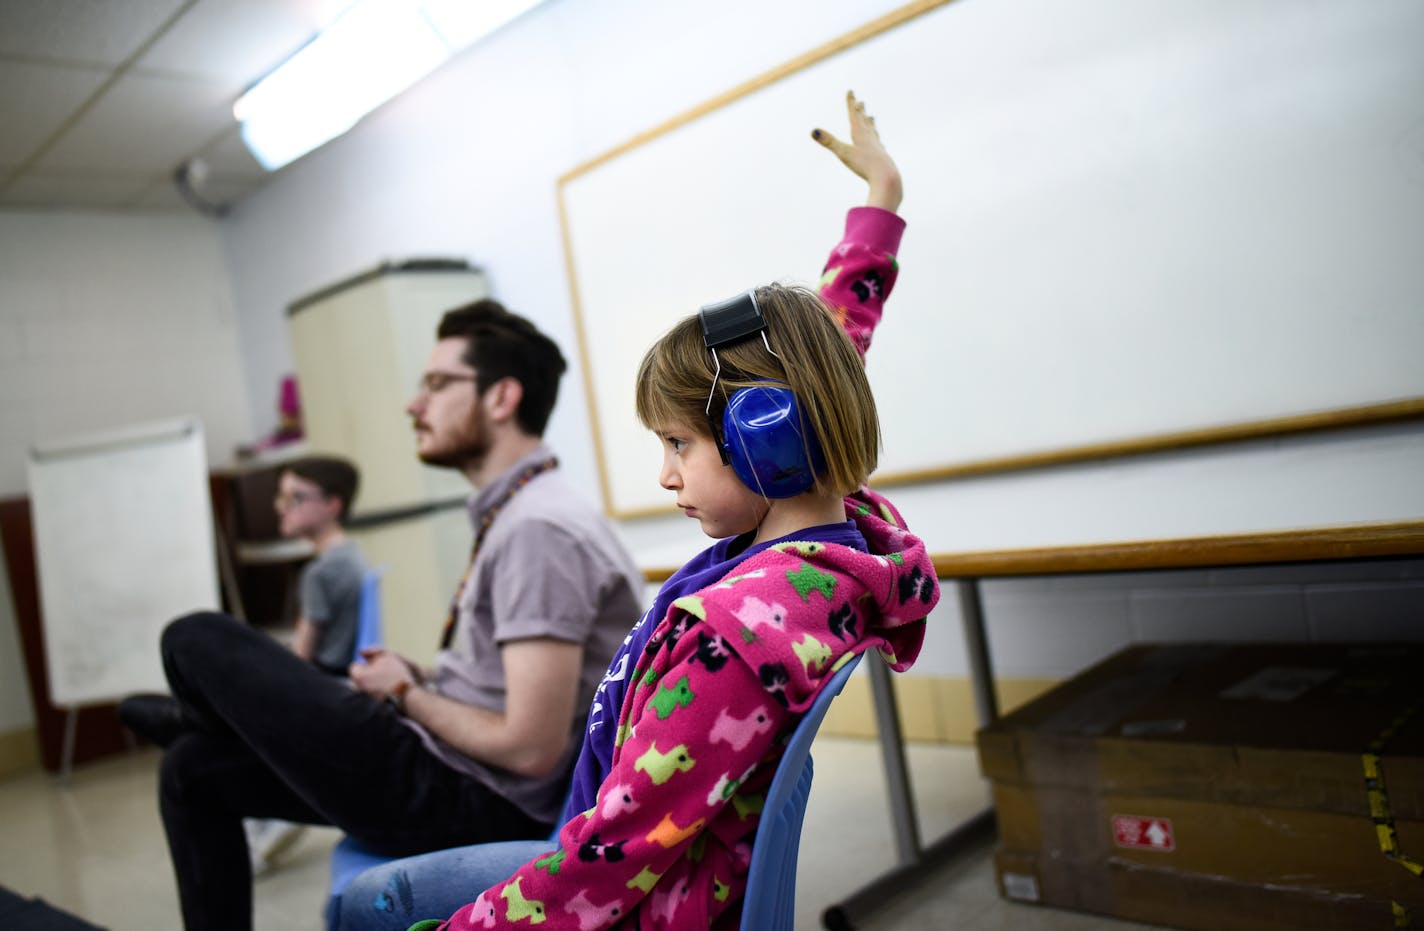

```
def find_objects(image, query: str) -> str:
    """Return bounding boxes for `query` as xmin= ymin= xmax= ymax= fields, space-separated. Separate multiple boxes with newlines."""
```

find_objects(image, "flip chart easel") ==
xmin=28 ymin=417 xmax=221 ymax=779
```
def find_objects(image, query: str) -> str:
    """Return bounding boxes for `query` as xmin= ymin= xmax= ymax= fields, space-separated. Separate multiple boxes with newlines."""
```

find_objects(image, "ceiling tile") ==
xmin=0 ymin=172 xmax=156 ymax=210
xmin=33 ymin=71 xmax=240 ymax=175
xmin=0 ymin=0 xmax=189 ymax=66
xmin=129 ymin=179 xmax=190 ymax=211
xmin=0 ymin=59 xmax=111 ymax=166
xmin=0 ymin=0 xmax=356 ymax=211
xmin=137 ymin=0 xmax=347 ymax=85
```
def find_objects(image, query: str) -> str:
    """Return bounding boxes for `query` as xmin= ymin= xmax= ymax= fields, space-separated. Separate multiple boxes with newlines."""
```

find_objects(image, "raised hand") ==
xmin=811 ymin=90 xmax=903 ymax=212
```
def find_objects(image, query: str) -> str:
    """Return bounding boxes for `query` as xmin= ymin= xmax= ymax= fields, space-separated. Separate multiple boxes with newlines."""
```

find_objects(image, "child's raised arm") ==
xmin=812 ymin=91 xmax=906 ymax=358
xmin=812 ymin=90 xmax=903 ymax=213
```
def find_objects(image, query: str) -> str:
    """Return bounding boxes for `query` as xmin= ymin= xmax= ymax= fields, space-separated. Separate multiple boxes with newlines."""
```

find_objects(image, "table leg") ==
xmin=821 ymin=576 xmax=999 ymax=929
xmin=958 ymin=577 xmax=998 ymax=725
xmin=867 ymin=651 xmax=921 ymax=864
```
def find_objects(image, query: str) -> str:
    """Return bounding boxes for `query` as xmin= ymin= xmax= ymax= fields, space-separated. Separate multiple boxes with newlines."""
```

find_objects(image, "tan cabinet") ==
xmin=287 ymin=261 xmax=488 ymax=662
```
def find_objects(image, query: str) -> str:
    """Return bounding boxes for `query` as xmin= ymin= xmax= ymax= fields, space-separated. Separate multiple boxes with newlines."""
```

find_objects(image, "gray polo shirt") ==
xmin=406 ymin=445 xmax=643 ymax=822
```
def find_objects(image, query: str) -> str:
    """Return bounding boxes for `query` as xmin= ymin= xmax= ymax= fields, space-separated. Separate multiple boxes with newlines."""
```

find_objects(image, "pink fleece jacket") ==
xmin=443 ymin=486 xmax=936 ymax=930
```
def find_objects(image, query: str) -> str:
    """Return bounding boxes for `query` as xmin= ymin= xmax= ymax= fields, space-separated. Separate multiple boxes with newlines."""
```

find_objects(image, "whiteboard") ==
xmin=560 ymin=0 xmax=1424 ymax=517
xmin=28 ymin=418 xmax=220 ymax=708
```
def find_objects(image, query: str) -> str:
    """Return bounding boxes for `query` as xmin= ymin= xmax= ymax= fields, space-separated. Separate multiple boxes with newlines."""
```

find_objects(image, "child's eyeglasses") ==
xmin=273 ymin=491 xmax=322 ymax=510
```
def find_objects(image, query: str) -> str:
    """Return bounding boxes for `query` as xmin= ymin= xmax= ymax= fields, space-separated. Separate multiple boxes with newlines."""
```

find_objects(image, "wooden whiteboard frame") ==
xmin=558 ymin=0 xmax=1424 ymax=519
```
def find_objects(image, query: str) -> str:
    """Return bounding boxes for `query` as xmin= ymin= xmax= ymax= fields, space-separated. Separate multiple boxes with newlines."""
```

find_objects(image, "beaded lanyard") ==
xmin=439 ymin=456 xmax=558 ymax=650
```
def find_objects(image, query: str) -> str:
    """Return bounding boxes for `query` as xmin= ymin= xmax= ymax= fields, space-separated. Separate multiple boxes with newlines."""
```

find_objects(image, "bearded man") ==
xmin=122 ymin=299 xmax=642 ymax=931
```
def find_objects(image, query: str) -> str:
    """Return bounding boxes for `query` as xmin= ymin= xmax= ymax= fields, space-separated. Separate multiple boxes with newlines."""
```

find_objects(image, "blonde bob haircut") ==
xmin=635 ymin=283 xmax=880 ymax=498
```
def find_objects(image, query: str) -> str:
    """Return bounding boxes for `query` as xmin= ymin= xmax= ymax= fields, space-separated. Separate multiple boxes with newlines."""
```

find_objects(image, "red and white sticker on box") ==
xmin=1111 ymin=814 xmax=1175 ymax=852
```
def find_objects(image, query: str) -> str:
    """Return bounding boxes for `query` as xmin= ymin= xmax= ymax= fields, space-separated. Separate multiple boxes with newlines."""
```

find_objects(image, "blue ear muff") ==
xmin=722 ymin=384 xmax=826 ymax=498
xmin=700 ymin=289 xmax=828 ymax=498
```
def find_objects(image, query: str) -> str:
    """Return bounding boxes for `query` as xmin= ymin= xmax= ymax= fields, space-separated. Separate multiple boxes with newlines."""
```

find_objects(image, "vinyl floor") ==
xmin=0 ymin=738 xmax=1164 ymax=930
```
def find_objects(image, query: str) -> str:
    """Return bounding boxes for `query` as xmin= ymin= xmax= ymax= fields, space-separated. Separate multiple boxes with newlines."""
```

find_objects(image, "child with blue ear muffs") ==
xmin=339 ymin=91 xmax=938 ymax=931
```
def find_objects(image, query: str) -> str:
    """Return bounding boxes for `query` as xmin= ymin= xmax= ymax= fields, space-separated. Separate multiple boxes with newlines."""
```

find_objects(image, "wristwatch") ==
xmin=388 ymin=678 xmax=414 ymax=714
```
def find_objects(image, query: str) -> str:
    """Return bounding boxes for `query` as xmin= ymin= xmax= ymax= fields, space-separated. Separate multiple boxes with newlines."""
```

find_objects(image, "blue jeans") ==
xmin=337 ymin=839 xmax=556 ymax=931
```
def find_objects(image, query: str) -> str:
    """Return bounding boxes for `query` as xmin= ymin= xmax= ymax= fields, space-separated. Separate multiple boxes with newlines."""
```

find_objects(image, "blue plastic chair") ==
xmin=325 ymin=794 xmax=569 ymax=930
xmin=325 ymin=566 xmax=390 ymax=927
xmin=351 ymin=567 xmax=385 ymax=662
xmin=742 ymin=652 xmax=863 ymax=931
xmin=327 ymin=838 xmax=397 ymax=929
xmin=325 ymin=652 xmax=864 ymax=930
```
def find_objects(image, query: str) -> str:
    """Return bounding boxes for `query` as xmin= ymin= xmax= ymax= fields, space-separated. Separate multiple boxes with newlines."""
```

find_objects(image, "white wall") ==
xmin=560 ymin=0 xmax=1424 ymax=516
xmin=929 ymin=554 xmax=1424 ymax=685
xmin=3 ymin=0 xmax=1419 ymax=745
xmin=222 ymin=0 xmax=923 ymax=489
xmin=0 ymin=209 xmax=252 ymax=733
xmin=220 ymin=0 xmax=1424 ymax=679
xmin=0 ymin=540 xmax=32 ymax=733
xmin=0 ymin=210 xmax=252 ymax=495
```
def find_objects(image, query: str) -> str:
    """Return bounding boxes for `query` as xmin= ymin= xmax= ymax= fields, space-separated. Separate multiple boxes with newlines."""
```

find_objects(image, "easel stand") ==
xmin=55 ymin=701 xmax=138 ymax=786
xmin=59 ymin=706 xmax=77 ymax=785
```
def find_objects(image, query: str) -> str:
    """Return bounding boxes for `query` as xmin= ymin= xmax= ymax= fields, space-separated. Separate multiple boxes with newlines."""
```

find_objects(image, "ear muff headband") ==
xmin=698 ymin=291 xmax=826 ymax=498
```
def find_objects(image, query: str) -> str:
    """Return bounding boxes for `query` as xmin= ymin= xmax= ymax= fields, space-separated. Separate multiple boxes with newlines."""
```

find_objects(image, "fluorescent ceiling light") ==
xmin=235 ymin=0 xmax=542 ymax=171
xmin=420 ymin=0 xmax=542 ymax=49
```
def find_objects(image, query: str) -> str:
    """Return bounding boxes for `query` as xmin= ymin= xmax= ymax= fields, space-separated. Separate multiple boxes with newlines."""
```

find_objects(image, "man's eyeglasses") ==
xmin=416 ymin=372 xmax=479 ymax=396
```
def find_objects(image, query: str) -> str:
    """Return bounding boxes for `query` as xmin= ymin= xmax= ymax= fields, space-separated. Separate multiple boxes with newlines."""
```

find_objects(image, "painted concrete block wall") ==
xmin=0 ymin=211 xmax=252 ymax=497
xmin=209 ymin=0 xmax=1422 ymax=742
xmin=0 ymin=210 xmax=252 ymax=741
xmin=823 ymin=557 xmax=1424 ymax=744
xmin=1 ymin=0 xmax=1419 ymax=768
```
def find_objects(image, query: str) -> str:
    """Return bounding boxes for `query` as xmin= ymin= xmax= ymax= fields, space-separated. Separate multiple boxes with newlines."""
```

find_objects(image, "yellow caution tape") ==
xmin=1362 ymin=699 xmax=1423 ymax=930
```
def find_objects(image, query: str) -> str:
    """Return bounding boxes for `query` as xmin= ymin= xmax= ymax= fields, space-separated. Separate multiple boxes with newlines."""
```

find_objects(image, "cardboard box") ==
xmin=976 ymin=643 xmax=1424 ymax=931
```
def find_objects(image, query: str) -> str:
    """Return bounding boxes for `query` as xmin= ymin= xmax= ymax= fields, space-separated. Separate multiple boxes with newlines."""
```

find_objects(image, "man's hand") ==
xmin=349 ymin=641 xmax=582 ymax=778
xmin=349 ymin=647 xmax=417 ymax=700
xmin=811 ymin=89 xmax=903 ymax=213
